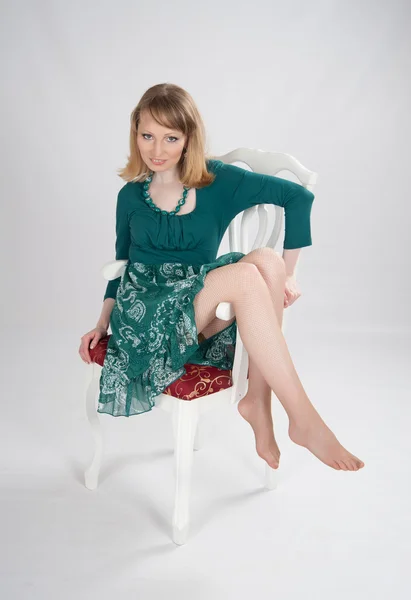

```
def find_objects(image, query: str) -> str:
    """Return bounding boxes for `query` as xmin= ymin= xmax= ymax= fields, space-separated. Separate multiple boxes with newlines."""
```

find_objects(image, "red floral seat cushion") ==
xmin=89 ymin=335 xmax=248 ymax=400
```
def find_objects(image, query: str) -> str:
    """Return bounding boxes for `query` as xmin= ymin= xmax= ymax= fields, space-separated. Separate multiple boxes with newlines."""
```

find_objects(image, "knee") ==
xmin=249 ymin=247 xmax=286 ymax=277
xmin=236 ymin=262 xmax=262 ymax=285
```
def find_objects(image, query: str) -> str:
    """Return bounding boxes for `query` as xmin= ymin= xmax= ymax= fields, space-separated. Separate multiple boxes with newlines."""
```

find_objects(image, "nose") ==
xmin=154 ymin=140 xmax=165 ymax=157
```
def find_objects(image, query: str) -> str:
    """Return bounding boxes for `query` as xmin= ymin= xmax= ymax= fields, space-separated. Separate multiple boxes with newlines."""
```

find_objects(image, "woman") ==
xmin=79 ymin=83 xmax=364 ymax=472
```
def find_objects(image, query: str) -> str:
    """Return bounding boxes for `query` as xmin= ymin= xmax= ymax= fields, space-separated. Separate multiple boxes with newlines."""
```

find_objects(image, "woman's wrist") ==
xmin=282 ymin=248 xmax=301 ymax=277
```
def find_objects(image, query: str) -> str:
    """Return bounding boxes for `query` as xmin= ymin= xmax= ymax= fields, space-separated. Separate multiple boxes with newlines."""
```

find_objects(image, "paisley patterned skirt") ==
xmin=97 ymin=251 xmax=246 ymax=417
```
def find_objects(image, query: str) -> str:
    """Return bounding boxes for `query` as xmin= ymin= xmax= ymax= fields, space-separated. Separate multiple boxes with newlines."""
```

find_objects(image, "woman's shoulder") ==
xmin=205 ymin=158 xmax=244 ymax=189
xmin=206 ymin=158 xmax=244 ymax=179
xmin=206 ymin=157 xmax=224 ymax=172
xmin=118 ymin=180 xmax=143 ymax=199
xmin=115 ymin=181 xmax=138 ymax=211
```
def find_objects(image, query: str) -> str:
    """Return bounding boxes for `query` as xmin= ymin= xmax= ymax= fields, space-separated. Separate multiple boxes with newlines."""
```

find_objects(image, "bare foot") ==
xmin=237 ymin=393 xmax=281 ymax=469
xmin=288 ymin=414 xmax=365 ymax=471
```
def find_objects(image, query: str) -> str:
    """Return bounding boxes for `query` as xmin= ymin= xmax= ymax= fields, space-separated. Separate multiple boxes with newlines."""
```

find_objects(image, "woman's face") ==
xmin=137 ymin=110 xmax=187 ymax=172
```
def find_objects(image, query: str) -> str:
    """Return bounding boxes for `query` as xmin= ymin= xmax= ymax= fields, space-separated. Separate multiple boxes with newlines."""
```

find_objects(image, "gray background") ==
xmin=1 ymin=1 xmax=410 ymax=599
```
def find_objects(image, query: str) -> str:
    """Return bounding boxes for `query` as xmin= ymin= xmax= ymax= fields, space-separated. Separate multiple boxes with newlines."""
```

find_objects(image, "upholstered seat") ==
xmin=90 ymin=334 xmax=236 ymax=399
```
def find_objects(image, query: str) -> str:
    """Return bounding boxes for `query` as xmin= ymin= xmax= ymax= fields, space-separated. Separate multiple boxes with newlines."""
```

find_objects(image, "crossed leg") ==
xmin=198 ymin=247 xmax=287 ymax=469
xmin=195 ymin=248 xmax=365 ymax=472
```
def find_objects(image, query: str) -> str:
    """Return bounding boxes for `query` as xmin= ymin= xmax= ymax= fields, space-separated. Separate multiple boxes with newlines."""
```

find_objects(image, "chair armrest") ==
xmin=101 ymin=259 xmax=128 ymax=281
xmin=216 ymin=301 xmax=235 ymax=320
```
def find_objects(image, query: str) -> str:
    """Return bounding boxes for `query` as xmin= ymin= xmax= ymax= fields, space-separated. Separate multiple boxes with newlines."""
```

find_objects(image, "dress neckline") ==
xmin=140 ymin=182 xmax=201 ymax=219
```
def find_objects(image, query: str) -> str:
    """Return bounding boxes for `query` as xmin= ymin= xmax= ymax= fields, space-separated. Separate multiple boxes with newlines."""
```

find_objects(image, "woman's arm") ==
xmin=96 ymin=298 xmax=115 ymax=330
xmin=215 ymin=160 xmax=315 ymax=251
xmin=282 ymin=248 xmax=301 ymax=276
xmin=103 ymin=184 xmax=131 ymax=301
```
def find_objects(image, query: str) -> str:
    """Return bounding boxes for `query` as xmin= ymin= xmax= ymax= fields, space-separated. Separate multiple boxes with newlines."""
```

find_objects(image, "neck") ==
xmin=151 ymin=164 xmax=181 ymax=185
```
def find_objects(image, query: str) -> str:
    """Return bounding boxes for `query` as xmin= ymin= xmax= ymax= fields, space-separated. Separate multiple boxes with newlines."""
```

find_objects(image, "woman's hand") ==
xmin=284 ymin=273 xmax=301 ymax=309
xmin=79 ymin=326 xmax=108 ymax=364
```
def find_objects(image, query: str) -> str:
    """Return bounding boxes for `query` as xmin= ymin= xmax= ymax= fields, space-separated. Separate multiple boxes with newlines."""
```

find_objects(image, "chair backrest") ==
xmin=214 ymin=148 xmax=317 ymax=255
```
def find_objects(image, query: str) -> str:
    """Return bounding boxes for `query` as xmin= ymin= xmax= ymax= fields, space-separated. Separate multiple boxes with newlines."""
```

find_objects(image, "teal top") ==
xmin=103 ymin=158 xmax=315 ymax=300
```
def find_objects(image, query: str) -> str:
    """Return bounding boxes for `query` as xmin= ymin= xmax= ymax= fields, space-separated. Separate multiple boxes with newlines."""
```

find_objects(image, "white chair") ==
xmin=84 ymin=147 xmax=318 ymax=545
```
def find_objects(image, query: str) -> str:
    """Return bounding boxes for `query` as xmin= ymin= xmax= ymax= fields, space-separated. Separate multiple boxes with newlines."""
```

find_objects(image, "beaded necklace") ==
xmin=142 ymin=172 xmax=191 ymax=216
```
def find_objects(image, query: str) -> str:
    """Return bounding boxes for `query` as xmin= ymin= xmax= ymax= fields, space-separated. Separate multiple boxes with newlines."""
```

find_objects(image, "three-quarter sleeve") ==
xmin=103 ymin=185 xmax=131 ymax=301
xmin=217 ymin=161 xmax=315 ymax=249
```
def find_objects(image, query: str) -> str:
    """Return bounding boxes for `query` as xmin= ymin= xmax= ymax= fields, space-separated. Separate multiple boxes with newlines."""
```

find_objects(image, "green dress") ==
xmin=97 ymin=158 xmax=315 ymax=417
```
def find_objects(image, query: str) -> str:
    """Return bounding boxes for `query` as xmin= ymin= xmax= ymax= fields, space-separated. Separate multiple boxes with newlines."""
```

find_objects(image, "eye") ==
xmin=141 ymin=134 xmax=178 ymax=142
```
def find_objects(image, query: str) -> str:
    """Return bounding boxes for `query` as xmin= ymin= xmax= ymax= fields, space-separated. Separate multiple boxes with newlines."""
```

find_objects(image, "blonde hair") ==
xmin=117 ymin=83 xmax=216 ymax=188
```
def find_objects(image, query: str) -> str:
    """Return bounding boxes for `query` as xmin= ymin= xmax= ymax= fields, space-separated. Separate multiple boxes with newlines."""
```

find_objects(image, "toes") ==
xmin=332 ymin=460 xmax=341 ymax=470
xmin=344 ymin=459 xmax=358 ymax=471
xmin=351 ymin=456 xmax=365 ymax=470
xmin=266 ymin=457 xmax=279 ymax=469
xmin=257 ymin=448 xmax=280 ymax=469
xmin=270 ymin=454 xmax=280 ymax=469
xmin=339 ymin=457 xmax=364 ymax=471
xmin=340 ymin=457 xmax=364 ymax=471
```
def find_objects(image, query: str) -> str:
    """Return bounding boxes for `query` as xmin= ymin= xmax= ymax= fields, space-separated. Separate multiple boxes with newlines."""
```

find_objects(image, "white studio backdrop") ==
xmin=1 ymin=2 xmax=411 ymax=598
xmin=1 ymin=0 xmax=410 ymax=339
